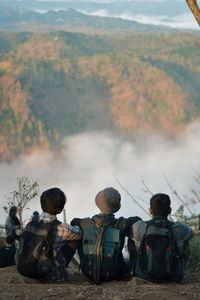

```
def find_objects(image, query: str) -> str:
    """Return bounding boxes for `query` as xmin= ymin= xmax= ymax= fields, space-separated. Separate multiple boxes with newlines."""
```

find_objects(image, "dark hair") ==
xmin=9 ymin=206 xmax=17 ymax=216
xmin=150 ymin=193 xmax=171 ymax=216
xmin=33 ymin=211 xmax=39 ymax=216
xmin=40 ymin=188 xmax=66 ymax=215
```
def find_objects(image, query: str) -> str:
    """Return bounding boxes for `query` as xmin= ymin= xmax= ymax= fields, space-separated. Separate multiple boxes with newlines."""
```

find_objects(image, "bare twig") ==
xmin=184 ymin=194 xmax=196 ymax=206
xmin=190 ymin=187 xmax=200 ymax=203
xmin=135 ymin=194 xmax=149 ymax=206
xmin=193 ymin=175 xmax=200 ymax=185
xmin=163 ymin=172 xmax=193 ymax=215
xmin=4 ymin=177 xmax=39 ymax=230
xmin=140 ymin=177 xmax=154 ymax=196
xmin=113 ymin=174 xmax=150 ymax=216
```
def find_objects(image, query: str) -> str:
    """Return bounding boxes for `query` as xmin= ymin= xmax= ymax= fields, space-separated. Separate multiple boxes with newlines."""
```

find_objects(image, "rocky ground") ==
xmin=0 ymin=264 xmax=200 ymax=300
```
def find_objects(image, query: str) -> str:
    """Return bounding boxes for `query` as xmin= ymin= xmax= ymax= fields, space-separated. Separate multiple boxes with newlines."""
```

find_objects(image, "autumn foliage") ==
xmin=0 ymin=32 xmax=200 ymax=161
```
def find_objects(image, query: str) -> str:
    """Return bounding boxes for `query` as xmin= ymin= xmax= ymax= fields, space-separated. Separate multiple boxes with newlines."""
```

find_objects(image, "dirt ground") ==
xmin=0 ymin=264 xmax=200 ymax=300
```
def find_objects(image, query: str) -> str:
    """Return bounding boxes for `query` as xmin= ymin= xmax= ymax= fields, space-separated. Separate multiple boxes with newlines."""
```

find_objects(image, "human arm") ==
xmin=57 ymin=222 xmax=82 ymax=241
xmin=71 ymin=218 xmax=81 ymax=227
xmin=119 ymin=216 xmax=142 ymax=237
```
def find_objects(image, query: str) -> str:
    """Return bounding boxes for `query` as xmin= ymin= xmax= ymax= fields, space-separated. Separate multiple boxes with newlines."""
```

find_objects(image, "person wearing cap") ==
xmin=23 ymin=210 xmax=40 ymax=227
xmin=71 ymin=187 xmax=141 ymax=280
xmin=32 ymin=210 xmax=39 ymax=221
xmin=5 ymin=206 xmax=20 ymax=241
xmin=130 ymin=193 xmax=194 ymax=282
xmin=0 ymin=236 xmax=16 ymax=268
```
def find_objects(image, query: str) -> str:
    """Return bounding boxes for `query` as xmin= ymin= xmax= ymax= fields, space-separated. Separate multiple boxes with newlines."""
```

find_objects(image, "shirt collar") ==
xmin=41 ymin=212 xmax=57 ymax=222
xmin=152 ymin=216 xmax=168 ymax=221
xmin=99 ymin=213 xmax=114 ymax=216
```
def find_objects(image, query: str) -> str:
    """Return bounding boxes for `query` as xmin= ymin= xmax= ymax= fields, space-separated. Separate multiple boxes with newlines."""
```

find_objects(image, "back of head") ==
xmin=40 ymin=188 xmax=66 ymax=215
xmin=33 ymin=211 xmax=39 ymax=216
xmin=150 ymin=193 xmax=171 ymax=217
xmin=9 ymin=206 xmax=17 ymax=217
xmin=95 ymin=187 xmax=121 ymax=213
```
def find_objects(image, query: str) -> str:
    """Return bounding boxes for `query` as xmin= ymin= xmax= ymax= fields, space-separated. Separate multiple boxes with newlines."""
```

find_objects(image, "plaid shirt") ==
xmin=25 ymin=212 xmax=82 ymax=282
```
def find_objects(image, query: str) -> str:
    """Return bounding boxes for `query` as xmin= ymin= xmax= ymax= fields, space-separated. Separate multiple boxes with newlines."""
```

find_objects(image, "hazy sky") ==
xmin=36 ymin=0 xmax=187 ymax=3
xmin=37 ymin=0 xmax=183 ymax=2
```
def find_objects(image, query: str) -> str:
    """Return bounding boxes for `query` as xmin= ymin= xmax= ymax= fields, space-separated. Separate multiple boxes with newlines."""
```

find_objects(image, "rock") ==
xmin=76 ymin=293 xmax=86 ymax=300
xmin=127 ymin=277 xmax=152 ymax=286
xmin=95 ymin=287 xmax=102 ymax=294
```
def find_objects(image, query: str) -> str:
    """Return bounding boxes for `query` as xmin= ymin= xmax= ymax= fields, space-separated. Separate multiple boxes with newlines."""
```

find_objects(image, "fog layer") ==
xmin=1 ymin=122 xmax=200 ymax=224
xmin=79 ymin=10 xmax=199 ymax=29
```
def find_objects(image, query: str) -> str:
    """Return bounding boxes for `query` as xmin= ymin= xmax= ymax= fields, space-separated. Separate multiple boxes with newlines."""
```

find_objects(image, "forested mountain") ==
xmin=0 ymin=31 xmax=200 ymax=161
xmin=0 ymin=7 xmax=184 ymax=34
xmin=0 ymin=0 xmax=190 ymax=18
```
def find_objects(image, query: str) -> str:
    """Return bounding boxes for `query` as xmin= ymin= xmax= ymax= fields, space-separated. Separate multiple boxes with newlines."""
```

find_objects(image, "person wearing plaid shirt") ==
xmin=25 ymin=188 xmax=82 ymax=282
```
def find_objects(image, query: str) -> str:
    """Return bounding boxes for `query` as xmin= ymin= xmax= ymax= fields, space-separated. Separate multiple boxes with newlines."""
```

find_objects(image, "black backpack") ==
xmin=17 ymin=219 xmax=60 ymax=279
xmin=137 ymin=220 xmax=180 ymax=282
xmin=79 ymin=220 xmax=122 ymax=284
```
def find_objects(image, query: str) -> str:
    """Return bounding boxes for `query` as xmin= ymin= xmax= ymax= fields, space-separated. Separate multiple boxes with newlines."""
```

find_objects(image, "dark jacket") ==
xmin=0 ymin=245 xmax=16 ymax=268
xmin=71 ymin=213 xmax=140 ymax=279
xmin=5 ymin=216 xmax=20 ymax=240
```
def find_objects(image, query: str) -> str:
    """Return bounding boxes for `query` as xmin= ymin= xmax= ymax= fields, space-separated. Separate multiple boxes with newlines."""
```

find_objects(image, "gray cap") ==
xmin=95 ymin=187 xmax=121 ymax=213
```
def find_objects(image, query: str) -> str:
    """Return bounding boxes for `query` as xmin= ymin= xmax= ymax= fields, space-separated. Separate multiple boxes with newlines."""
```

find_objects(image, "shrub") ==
xmin=186 ymin=234 xmax=200 ymax=272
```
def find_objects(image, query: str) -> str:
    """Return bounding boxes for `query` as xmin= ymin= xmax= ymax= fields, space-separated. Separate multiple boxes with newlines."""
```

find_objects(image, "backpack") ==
xmin=17 ymin=219 xmax=60 ymax=279
xmin=79 ymin=220 xmax=122 ymax=284
xmin=137 ymin=220 xmax=180 ymax=282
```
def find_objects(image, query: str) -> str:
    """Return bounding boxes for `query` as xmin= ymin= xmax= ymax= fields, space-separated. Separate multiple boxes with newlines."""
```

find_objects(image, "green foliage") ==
xmin=186 ymin=235 xmax=200 ymax=272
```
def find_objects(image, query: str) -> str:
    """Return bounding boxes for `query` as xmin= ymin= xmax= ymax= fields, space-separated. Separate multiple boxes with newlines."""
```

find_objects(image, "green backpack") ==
xmin=79 ymin=221 xmax=122 ymax=284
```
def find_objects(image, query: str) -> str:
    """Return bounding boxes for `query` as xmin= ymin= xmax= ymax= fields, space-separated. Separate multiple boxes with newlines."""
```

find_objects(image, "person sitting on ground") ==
xmin=0 ymin=236 xmax=16 ymax=268
xmin=71 ymin=187 xmax=141 ymax=283
xmin=5 ymin=206 xmax=20 ymax=242
xmin=22 ymin=187 xmax=82 ymax=282
xmin=23 ymin=210 xmax=40 ymax=227
xmin=129 ymin=193 xmax=194 ymax=283
xmin=31 ymin=210 xmax=39 ymax=222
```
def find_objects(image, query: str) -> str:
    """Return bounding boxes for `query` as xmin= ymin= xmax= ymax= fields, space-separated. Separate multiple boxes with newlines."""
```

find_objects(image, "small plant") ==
xmin=4 ymin=176 xmax=39 ymax=230
xmin=186 ymin=235 xmax=200 ymax=272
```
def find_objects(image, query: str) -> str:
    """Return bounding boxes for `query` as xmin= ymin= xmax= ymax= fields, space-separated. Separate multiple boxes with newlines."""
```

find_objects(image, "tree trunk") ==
xmin=18 ymin=211 xmax=23 ymax=231
xmin=186 ymin=0 xmax=200 ymax=26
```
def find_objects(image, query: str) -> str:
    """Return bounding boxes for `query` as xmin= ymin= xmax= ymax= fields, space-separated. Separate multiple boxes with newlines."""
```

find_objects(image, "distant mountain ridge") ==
xmin=0 ymin=31 xmax=200 ymax=161
xmin=0 ymin=0 xmax=189 ymax=18
xmin=0 ymin=6 xmax=184 ymax=34
xmin=1 ymin=0 xmax=197 ymax=31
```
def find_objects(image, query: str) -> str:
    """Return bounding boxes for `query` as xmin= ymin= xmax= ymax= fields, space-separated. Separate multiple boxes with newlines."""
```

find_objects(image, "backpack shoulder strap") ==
xmin=145 ymin=219 xmax=173 ymax=229
xmin=50 ymin=219 xmax=61 ymax=226
xmin=90 ymin=217 xmax=105 ymax=284
xmin=44 ymin=219 xmax=61 ymax=258
xmin=91 ymin=216 xmax=118 ymax=229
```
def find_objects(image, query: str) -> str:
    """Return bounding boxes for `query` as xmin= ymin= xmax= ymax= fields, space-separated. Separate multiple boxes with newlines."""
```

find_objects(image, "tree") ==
xmin=185 ymin=1 xmax=200 ymax=48
xmin=4 ymin=177 xmax=39 ymax=230
xmin=186 ymin=0 xmax=200 ymax=27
